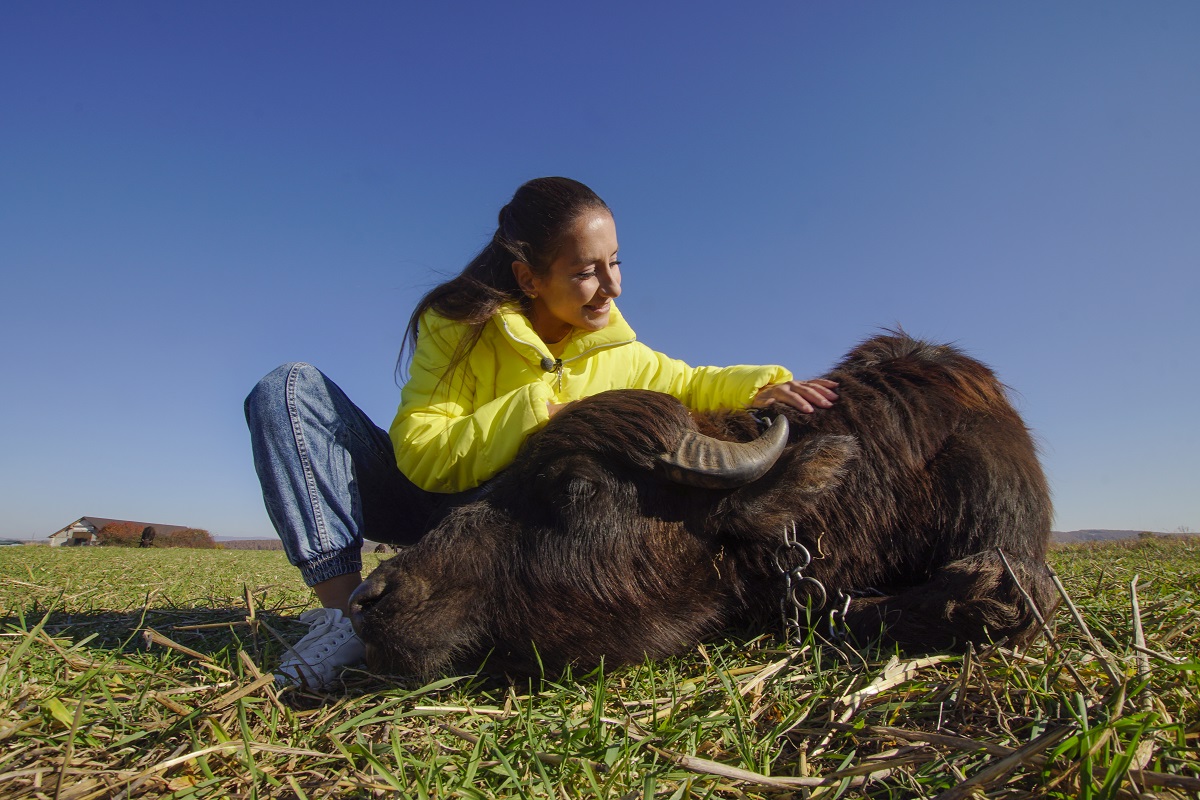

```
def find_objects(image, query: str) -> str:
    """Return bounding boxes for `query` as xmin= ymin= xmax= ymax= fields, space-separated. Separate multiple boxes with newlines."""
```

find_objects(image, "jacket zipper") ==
xmin=501 ymin=317 xmax=635 ymax=395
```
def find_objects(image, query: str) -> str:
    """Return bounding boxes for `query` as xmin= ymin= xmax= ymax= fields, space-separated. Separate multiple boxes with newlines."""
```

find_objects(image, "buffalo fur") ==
xmin=351 ymin=334 xmax=1057 ymax=677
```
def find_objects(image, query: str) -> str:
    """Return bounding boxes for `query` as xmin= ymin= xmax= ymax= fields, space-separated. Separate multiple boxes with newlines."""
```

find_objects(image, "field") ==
xmin=2 ymin=539 xmax=1198 ymax=799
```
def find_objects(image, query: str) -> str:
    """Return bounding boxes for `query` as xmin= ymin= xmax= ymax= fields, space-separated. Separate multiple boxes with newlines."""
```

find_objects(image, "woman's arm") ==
xmin=628 ymin=344 xmax=836 ymax=414
xmin=627 ymin=344 xmax=787 ymax=410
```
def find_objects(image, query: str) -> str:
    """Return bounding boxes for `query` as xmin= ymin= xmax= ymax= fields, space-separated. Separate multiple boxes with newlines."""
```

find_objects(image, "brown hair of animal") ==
xmin=351 ymin=333 xmax=1057 ymax=678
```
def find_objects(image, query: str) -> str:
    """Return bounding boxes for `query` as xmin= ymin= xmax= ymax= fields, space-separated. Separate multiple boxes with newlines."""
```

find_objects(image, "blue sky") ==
xmin=2 ymin=2 xmax=1197 ymax=539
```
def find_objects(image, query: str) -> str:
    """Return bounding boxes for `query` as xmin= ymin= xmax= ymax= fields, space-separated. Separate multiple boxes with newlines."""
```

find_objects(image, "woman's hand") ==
xmin=752 ymin=379 xmax=839 ymax=414
xmin=547 ymin=401 xmax=570 ymax=417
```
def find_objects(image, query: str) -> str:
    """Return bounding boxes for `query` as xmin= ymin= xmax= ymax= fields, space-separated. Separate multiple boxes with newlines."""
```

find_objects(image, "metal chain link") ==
xmin=774 ymin=521 xmax=828 ymax=645
xmin=827 ymin=587 xmax=886 ymax=642
xmin=828 ymin=590 xmax=852 ymax=641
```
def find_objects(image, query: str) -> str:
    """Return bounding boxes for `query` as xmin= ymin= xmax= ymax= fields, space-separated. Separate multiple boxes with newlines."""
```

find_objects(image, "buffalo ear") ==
xmin=793 ymin=435 xmax=859 ymax=493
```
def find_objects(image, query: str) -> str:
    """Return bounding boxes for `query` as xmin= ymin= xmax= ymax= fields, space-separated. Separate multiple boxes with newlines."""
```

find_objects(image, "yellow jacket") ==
xmin=390 ymin=303 xmax=793 ymax=493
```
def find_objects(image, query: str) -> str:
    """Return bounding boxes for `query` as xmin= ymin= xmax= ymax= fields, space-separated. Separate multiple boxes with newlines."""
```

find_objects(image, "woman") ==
xmin=245 ymin=177 xmax=837 ymax=688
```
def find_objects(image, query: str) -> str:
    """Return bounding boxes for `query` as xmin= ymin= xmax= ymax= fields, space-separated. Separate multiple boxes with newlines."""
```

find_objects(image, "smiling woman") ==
xmin=243 ymin=176 xmax=839 ymax=689
xmin=511 ymin=209 xmax=622 ymax=343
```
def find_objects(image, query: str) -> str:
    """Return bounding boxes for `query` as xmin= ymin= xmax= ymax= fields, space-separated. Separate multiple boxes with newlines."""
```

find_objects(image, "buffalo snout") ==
xmin=350 ymin=549 xmax=491 ymax=678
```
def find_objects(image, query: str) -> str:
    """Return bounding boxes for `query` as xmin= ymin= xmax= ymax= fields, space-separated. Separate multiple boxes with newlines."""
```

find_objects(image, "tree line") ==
xmin=96 ymin=522 xmax=218 ymax=549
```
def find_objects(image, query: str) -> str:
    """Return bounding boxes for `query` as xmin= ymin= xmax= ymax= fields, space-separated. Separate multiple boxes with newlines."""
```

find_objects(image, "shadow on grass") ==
xmin=0 ymin=604 xmax=315 ymax=661
xmin=0 ymin=605 xmax=498 ymax=701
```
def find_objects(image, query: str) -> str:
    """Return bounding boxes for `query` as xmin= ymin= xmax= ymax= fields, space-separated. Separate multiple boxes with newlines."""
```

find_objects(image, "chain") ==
xmin=775 ymin=521 xmax=828 ymax=646
xmin=828 ymin=590 xmax=852 ymax=641
xmin=827 ymin=587 xmax=887 ymax=641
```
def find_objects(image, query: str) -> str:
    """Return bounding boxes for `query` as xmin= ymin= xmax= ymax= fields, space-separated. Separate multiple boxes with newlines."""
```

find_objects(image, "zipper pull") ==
xmin=540 ymin=356 xmax=564 ymax=392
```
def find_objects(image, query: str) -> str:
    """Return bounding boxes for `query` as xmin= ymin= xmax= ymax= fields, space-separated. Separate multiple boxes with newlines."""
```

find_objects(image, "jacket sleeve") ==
xmin=389 ymin=314 xmax=553 ymax=493
xmin=627 ymin=343 xmax=793 ymax=411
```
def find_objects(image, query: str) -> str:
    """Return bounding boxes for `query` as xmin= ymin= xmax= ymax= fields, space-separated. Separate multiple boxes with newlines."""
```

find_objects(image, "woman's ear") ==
xmin=512 ymin=261 xmax=538 ymax=297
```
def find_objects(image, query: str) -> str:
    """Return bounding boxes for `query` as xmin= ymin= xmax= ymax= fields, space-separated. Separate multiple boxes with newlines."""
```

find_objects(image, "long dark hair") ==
xmin=398 ymin=177 xmax=610 ymax=382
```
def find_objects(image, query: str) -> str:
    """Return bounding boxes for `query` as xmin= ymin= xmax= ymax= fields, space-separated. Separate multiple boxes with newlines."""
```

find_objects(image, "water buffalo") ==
xmin=350 ymin=334 xmax=1057 ymax=678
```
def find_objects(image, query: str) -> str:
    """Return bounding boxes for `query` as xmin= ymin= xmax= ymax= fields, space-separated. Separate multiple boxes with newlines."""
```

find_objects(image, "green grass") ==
xmin=2 ymin=539 xmax=1198 ymax=799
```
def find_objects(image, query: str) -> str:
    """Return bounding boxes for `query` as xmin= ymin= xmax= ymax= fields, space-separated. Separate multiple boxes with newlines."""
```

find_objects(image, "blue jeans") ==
xmin=245 ymin=363 xmax=469 ymax=587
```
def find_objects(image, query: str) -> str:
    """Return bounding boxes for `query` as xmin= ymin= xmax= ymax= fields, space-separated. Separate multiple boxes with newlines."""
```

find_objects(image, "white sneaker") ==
xmin=275 ymin=607 xmax=365 ymax=689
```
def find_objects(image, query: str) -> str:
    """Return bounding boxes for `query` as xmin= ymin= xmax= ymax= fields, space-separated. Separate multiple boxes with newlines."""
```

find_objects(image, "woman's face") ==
xmin=515 ymin=210 xmax=622 ymax=344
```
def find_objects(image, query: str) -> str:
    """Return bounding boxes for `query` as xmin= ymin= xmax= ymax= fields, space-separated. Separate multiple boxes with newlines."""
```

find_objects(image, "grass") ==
xmin=1 ymin=538 xmax=1198 ymax=799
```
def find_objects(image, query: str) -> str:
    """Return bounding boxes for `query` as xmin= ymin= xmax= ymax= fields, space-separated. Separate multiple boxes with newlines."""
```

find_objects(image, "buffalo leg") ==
xmin=839 ymin=550 xmax=1058 ymax=651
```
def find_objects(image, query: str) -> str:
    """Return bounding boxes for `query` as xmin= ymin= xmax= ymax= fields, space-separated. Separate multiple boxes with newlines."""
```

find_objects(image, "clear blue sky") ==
xmin=2 ymin=2 xmax=1197 ymax=539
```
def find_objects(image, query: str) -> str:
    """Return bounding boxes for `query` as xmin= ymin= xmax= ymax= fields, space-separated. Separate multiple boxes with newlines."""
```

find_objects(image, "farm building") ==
xmin=48 ymin=517 xmax=190 ymax=547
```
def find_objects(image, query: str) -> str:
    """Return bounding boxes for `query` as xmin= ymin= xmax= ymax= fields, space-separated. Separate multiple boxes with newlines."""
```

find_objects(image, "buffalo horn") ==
xmin=655 ymin=414 xmax=790 ymax=489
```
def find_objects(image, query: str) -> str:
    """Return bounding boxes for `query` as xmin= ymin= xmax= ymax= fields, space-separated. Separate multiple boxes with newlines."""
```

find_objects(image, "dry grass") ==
xmin=2 ymin=538 xmax=1198 ymax=799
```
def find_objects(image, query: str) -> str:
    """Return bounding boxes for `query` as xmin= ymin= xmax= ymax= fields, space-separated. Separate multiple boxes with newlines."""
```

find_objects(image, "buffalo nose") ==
xmin=348 ymin=579 xmax=384 ymax=631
